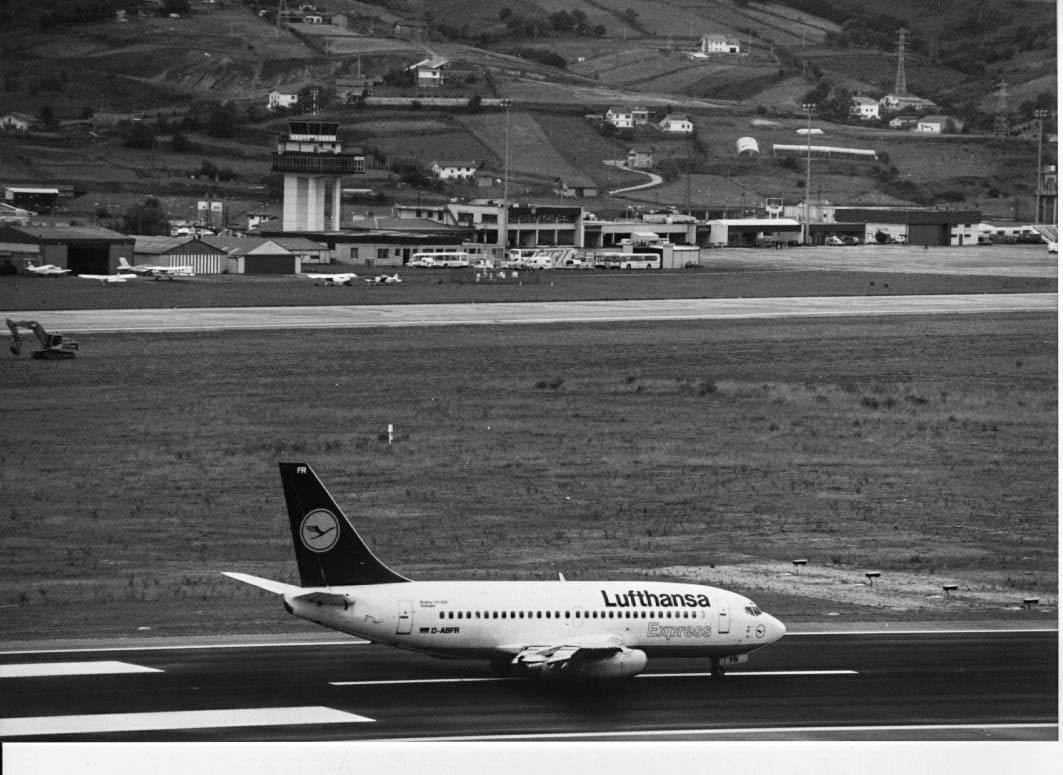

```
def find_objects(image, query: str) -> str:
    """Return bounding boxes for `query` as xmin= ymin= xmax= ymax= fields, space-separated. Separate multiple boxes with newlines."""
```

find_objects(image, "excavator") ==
xmin=6 ymin=319 xmax=79 ymax=360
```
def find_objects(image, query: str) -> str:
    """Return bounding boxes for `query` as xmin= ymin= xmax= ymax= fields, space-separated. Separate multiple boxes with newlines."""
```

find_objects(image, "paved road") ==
xmin=0 ymin=630 xmax=1055 ymax=741
xmin=4 ymin=293 xmax=1055 ymax=334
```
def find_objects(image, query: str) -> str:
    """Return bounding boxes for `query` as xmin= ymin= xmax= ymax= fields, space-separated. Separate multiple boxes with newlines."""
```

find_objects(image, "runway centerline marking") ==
xmin=0 ymin=706 xmax=373 ymax=737
xmin=329 ymin=669 xmax=857 ymax=686
xmin=0 ymin=661 xmax=162 ymax=678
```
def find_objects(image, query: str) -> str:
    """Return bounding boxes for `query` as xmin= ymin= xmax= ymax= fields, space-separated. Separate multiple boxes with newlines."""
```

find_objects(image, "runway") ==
xmin=0 ymin=629 xmax=1055 ymax=741
xmin=3 ymin=293 xmax=1056 ymax=333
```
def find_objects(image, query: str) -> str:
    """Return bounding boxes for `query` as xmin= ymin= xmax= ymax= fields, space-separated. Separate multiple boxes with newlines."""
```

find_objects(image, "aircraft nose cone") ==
xmin=768 ymin=614 xmax=786 ymax=641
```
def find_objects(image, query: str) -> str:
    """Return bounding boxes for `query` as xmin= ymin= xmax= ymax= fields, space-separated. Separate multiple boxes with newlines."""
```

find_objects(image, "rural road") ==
xmin=4 ymin=293 xmax=1055 ymax=334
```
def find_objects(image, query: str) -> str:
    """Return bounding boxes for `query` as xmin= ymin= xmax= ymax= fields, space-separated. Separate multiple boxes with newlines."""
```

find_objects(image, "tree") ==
xmin=120 ymin=197 xmax=171 ymax=236
xmin=124 ymin=120 xmax=155 ymax=149
xmin=206 ymin=102 xmax=237 ymax=138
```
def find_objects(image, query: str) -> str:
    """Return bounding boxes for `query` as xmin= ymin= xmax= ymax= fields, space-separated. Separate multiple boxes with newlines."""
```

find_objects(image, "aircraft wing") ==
xmin=502 ymin=634 xmax=647 ymax=678
xmin=495 ymin=632 xmax=652 ymax=677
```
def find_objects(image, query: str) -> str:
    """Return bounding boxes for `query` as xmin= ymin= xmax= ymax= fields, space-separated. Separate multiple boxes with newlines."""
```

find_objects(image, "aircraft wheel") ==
xmin=711 ymin=662 xmax=726 ymax=679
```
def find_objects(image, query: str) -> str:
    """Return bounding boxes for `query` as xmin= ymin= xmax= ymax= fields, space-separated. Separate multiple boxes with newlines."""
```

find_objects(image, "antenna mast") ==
xmin=993 ymin=80 xmax=1010 ymax=137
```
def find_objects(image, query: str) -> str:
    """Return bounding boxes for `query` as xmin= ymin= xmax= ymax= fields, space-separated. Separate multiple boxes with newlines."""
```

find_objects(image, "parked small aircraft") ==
xmin=226 ymin=463 xmax=786 ymax=680
xmin=23 ymin=261 xmax=70 ymax=277
xmin=78 ymin=273 xmax=144 ymax=286
xmin=365 ymin=273 xmax=402 ymax=285
xmin=301 ymin=272 xmax=359 ymax=286
xmin=118 ymin=257 xmax=194 ymax=279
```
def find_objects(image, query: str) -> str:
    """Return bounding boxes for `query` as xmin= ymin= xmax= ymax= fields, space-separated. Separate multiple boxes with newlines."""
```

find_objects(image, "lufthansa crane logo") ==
xmin=300 ymin=510 xmax=341 ymax=553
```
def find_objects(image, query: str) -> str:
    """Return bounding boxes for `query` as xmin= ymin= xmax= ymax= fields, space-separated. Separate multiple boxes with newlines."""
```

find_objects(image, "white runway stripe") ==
xmin=0 ymin=639 xmax=369 ymax=656
xmin=386 ymin=723 xmax=1058 ymax=742
xmin=0 ymin=661 xmax=162 ymax=678
xmin=638 ymin=670 xmax=858 ymax=678
xmin=0 ymin=706 xmax=373 ymax=737
xmin=329 ymin=669 xmax=857 ymax=686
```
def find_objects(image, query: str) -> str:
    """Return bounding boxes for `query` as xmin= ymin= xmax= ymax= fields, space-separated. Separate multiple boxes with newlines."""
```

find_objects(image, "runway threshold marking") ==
xmin=0 ymin=706 xmax=373 ymax=737
xmin=329 ymin=669 xmax=857 ymax=686
xmin=0 ymin=661 xmax=162 ymax=678
xmin=385 ymin=722 xmax=1059 ymax=742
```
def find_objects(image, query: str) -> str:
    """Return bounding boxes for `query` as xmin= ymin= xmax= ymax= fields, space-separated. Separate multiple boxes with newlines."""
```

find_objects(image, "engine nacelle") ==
xmin=544 ymin=647 xmax=648 ymax=679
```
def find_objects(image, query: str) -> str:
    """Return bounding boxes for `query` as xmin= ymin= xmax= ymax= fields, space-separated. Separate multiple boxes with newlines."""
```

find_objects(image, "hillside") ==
xmin=0 ymin=0 xmax=1055 ymax=225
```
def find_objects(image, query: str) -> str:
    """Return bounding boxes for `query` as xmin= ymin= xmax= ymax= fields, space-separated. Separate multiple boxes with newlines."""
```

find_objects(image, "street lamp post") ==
xmin=802 ymin=103 xmax=815 ymax=245
xmin=1034 ymin=108 xmax=1048 ymax=224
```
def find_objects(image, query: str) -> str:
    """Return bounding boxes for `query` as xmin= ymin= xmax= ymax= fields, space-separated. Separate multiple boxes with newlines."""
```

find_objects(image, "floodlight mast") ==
xmin=802 ymin=103 xmax=815 ymax=245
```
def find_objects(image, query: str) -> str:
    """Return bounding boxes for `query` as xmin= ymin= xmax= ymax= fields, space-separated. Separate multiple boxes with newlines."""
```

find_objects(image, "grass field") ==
xmin=0 ymin=259 xmax=1056 ymax=641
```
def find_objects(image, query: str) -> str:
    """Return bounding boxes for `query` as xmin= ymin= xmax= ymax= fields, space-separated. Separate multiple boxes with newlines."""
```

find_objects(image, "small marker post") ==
xmin=1022 ymin=597 xmax=1039 ymax=610
xmin=865 ymin=571 xmax=881 ymax=586
xmin=792 ymin=559 xmax=808 ymax=575
xmin=387 ymin=424 xmax=393 ymax=445
xmin=942 ymin=584 xmax=958 ymax=599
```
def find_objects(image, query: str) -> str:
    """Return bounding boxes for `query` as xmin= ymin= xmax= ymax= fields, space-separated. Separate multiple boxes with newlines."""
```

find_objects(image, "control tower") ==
xmin=271 ymin=120 xmax=365 ymax=231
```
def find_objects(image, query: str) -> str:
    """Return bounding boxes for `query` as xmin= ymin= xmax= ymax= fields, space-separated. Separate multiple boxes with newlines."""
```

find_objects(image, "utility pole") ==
xmin=802 ymin=103 xmax=814 ymax=245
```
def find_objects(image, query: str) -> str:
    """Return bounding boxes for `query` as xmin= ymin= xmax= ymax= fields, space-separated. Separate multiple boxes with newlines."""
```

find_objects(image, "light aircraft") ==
xmin=225 ymin=463 xmax=786 ymax=680
xmin=78 ymin=273 xmax=144 ymax=286
xmin=118 ymin=257 xmax=194 ymax=279
xmin=23 ymin=261 xmax=70 ymax=277
xmin=365 ymin=273 xmax=402 ymax=285
xmin=301 ymin=272 xmax=359 ymax=286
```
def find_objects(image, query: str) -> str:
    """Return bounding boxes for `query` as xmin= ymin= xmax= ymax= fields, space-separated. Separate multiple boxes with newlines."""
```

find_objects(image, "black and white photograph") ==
xmin=0 ymin=0 xmax=1057 ymax=772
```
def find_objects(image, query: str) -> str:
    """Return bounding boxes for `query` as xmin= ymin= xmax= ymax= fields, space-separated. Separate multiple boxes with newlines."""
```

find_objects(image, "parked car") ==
xmin=825 ymin=235 xmax=844 ymax=246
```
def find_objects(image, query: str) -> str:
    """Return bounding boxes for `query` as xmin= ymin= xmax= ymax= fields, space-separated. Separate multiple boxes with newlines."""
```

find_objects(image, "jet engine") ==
xmin=513 ymin=645 xmax=648 ymax=679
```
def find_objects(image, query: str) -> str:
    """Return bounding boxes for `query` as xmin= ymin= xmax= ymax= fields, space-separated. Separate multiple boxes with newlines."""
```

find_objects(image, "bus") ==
xmin=596 ymin=252 xmax=662 ymax=270
xmin=408 ymin=251 xmax=470 ymax=268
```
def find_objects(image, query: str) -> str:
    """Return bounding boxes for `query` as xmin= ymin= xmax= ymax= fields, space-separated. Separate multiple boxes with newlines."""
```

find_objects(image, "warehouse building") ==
xmin=0 ymin=224 xmax=133 ymax=274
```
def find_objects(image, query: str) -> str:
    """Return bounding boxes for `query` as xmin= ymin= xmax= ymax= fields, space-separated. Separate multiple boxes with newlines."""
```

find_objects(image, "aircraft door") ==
xmin=718 ymin=606 xmax=730 ymax=634
xmin=397 ymin=600 xmax=413 ymax=634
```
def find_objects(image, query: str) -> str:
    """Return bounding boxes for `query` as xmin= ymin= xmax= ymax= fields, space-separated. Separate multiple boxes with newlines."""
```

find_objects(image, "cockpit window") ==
xmin=744 ymin=605 xmax=762 ymax=616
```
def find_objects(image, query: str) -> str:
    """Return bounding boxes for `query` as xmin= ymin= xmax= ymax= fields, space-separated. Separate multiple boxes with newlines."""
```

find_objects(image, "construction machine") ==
xmin=6 ymin=319 xmax=79 ymax=360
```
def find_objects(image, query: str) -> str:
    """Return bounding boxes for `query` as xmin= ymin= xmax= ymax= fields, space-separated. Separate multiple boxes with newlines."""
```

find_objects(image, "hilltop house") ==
xmin=408 ymin=57 xmax=448 ymax=88
xmin=879 ymin=93 xmax=937 ymax=114
xmin=0 ymin=112 xmax=37 ymax=135
xmin=605 ymin=107 xmax=634 ymax=129
xmin=394 ymin=19 xmax=428 ymax=39
xmin=431 ymin=160 xmax=478 ymax=181
xmin=889 ymin=115 xmax=919 ymax=130
xmin=701 ymin=34 xmax=741 ymax=54
xmin=850 ymin=96 xmax=880 ymax=121
xmin=627 ymin=148 xmax=655 ymax=169
xmin=916 ymin=115 xmax=964 ymax=134
xmin=659 ymin=114 xmax=694 ymax=134
xmin=268 ymin=90 xmax=299 ymax=111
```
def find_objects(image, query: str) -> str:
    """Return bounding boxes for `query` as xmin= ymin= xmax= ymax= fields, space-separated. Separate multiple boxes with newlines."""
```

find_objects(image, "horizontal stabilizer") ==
xmin=222 ymin=572 xmax=302 ymax=596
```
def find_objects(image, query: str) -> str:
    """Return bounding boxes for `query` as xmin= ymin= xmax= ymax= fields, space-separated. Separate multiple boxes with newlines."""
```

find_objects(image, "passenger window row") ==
xmin=438 ymin=609 xmax=703 ymax=620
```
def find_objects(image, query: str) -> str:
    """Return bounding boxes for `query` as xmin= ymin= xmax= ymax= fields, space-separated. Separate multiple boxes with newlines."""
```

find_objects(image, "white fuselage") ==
xmin=285 ymin=580 xmax=785 ymax=660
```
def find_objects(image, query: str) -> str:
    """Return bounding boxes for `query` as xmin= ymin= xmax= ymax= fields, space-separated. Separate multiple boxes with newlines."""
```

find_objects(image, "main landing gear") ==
xmin=710 ymin=659 xmax=726 ymax=679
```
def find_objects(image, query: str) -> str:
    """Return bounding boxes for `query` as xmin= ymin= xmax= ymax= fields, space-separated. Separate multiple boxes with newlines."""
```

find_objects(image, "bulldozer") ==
xmin=6 ymin=319 xmax=79 ymax=360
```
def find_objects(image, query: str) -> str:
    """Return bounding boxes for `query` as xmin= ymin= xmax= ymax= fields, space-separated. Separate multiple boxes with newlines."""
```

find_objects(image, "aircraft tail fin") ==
xmin=118 ymin=257 xmax=132 ymax=269
xmin=279 ymin=462 xmax=410 ymax=587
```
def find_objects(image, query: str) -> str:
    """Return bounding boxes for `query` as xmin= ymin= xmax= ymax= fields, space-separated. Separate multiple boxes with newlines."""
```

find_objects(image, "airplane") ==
xmin=365 ymin=273 xmax=402 ymax=285
xmin=225 ymin=463 xmax=786 ymax=680
xmin=22 ymin=261 xmax=70 ymax=277
xmin=300 ymin=272 xmax=359 ymax=286
xmin=78 ymin=273 xmax=144 ymax=286
xmin=118 ymin=257 xmax=193 ymax=279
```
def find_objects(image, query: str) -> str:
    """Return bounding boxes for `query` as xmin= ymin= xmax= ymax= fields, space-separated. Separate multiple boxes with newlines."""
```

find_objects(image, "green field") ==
xmin=0 ymin=265 xmax=1056 ymax=641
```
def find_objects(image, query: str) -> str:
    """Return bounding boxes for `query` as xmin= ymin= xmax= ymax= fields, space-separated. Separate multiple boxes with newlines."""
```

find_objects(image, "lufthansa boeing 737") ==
xmin=225 ymin=463 xmax=786 ymax=679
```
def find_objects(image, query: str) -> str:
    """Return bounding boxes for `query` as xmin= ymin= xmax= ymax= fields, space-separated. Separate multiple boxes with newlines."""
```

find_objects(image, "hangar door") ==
xmin=67 ymin=245 xmax=111 ymax=275
xmin=908 ymin=224 xmax=948 ymax=246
